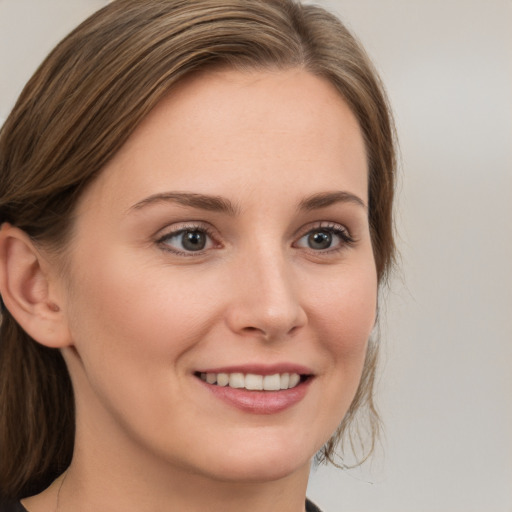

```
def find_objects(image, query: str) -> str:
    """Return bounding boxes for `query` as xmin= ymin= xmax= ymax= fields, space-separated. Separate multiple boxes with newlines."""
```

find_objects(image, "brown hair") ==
xmin=0 ymin=0 xmax=396 ymax=499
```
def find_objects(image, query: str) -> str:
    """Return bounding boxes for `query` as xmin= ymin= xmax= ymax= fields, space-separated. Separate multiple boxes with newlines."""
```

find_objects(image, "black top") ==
xmin=0 ymin=497 xmax=323 ymax=511
xmin=0 ymin=501 xmax=25 ymax=512
xmin=306 ymin=499 xmax=323 ymax=512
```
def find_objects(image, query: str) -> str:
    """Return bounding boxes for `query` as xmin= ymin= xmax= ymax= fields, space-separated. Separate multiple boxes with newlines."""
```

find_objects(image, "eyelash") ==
xmin=294 ymin=222 xmax=355 ymax=254
xmin=156 ymin=222 xmax=355 ymax=256
xmin=156 ymin=223 xmax=219 ymax=256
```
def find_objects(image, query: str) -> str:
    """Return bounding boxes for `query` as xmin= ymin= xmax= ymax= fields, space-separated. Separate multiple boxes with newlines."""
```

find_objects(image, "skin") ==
xmin=21 ymin=68 xmax=377 ymax=512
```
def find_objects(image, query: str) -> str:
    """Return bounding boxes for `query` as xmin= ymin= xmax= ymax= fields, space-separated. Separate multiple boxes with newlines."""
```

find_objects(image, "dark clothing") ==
xmin=0 ymin=501 xmax=25 ymax=512
xmin=0 ymin=497 xmax=323 ymax=511
xmin=306 ymin=498 xmax=323 ymax=512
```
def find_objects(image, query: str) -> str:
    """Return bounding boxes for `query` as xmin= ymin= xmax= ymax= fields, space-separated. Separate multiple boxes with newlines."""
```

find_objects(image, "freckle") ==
xmin=48 ymin=302 xmax=61 ymax=312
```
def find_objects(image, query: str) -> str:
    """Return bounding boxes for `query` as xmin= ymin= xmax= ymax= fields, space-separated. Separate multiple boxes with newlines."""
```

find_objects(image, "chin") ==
xmin=207 ymin=457 xmax=310 ymax=484
xmin=184 ymin=434 xmax=318 ymax=484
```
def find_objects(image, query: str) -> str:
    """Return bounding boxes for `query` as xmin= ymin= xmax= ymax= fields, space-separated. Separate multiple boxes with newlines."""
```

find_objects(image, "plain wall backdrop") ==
xmin=1 ymin=1 xmax=511 ymax=511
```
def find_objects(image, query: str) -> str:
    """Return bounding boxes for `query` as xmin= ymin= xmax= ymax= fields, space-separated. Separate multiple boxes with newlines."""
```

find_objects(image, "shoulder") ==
xmin=306 ymin=498 xmax=323 ymax=512
xmin=0 ymin=499 xmax=27 ymax=512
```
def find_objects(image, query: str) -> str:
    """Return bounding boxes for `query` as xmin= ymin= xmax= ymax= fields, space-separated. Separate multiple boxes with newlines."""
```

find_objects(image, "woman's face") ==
xmin=58 ymin=68 xmax=377 ymax=482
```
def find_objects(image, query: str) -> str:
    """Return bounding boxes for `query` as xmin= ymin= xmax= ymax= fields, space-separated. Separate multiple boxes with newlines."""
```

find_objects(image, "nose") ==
xmin=224 ymin=247 xmax=307 ymax=341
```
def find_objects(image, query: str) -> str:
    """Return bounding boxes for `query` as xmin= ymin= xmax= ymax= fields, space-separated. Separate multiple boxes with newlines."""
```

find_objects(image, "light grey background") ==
xmin=1 ymin=1 xmax=511 ymax=511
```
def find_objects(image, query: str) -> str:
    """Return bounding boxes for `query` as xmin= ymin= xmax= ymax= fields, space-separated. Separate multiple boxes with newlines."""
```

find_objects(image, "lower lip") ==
xmin=197 ymin=378 xmax=312 ymax=415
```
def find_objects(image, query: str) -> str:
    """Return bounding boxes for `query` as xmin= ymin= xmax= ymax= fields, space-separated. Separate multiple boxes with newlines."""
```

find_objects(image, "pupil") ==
xmin=309 ymin=231 xmax=331 ymax=250
xmin=182 ymin=231 xmax=206 ymax=251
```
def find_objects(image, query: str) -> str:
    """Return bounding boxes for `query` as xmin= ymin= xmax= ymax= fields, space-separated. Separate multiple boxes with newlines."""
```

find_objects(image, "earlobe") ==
xmin=0 ymin=223 xmax=72 ymax=348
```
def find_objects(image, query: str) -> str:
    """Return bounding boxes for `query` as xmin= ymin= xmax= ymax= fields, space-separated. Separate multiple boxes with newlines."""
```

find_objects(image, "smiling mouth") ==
xmin=194 ymin=372 xmax=310 ymax=391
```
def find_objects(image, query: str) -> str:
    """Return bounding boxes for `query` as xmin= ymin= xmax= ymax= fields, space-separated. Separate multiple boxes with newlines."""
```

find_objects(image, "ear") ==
xmin=0 ymin=223 xmax=72 ymax=348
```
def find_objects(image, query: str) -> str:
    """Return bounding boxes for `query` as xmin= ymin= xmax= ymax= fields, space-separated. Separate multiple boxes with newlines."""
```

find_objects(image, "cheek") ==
xmin=310 ymin=261 xmax=377 ymax=352
xmin=62 ymin=255 xmax=221 ymax=437
xmin=67 ymin=259 xmax=212 ymax=362
xmin=290 ymin=259 xmax=377 ymax=450
xmin=306 ymin=260 xmax=377 ymax=413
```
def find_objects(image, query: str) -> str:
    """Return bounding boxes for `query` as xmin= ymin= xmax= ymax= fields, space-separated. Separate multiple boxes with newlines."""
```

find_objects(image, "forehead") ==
xmin=76 ymin=68 xmax=368 ymax=215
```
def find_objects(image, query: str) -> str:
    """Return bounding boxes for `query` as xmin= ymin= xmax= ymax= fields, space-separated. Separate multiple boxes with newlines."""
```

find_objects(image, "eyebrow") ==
xmin=298 ymin=191 xmax=367 ymax=211
xmin=129 ymin=190 xmax=366 ymax=216
xmin=130 ymin=192 xmax=240 ymax=216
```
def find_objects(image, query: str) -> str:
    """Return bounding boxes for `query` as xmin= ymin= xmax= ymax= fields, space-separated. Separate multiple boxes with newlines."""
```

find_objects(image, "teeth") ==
xmin=217 ymin=373 xmax=229 ymax=386
xmin=229 ymin=373 xmax=244 ymax=388
xmin=245 ymin=374 xmax=263 ymax=390
xmin=199 ymin=371 xmax=303 ymax=390
xmin=263 ymin=374 xmax=281 ymax=391
xmin=288 ymin=373 xmax=300 ymax=388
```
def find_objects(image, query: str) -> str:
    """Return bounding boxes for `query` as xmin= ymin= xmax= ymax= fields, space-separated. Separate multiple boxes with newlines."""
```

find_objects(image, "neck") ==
xmin=28 ymin=418 xmax=311 ymax=512
xmin=57 ymin=461 xmax=310 ymax=512
xmin=23 ymin=458 xmax=310 ymax=512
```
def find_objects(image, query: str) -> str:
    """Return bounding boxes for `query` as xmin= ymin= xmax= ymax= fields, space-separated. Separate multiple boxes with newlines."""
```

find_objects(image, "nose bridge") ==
xmin=227 ymin=241 xmax=306 ymax=339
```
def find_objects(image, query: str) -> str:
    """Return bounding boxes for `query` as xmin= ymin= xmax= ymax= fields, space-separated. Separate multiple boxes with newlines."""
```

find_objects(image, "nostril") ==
xmin=241 ymin=326 xmax=267 ymax=337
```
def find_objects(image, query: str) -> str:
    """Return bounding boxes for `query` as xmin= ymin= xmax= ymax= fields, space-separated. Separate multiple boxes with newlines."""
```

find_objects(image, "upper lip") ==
xmin=194 ymin=363 xmax=314 ymax=376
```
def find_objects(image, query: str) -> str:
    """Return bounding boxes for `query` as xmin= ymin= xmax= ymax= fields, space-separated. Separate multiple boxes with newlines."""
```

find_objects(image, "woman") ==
xmin=0 ymin=1 xmax=396 ymax=511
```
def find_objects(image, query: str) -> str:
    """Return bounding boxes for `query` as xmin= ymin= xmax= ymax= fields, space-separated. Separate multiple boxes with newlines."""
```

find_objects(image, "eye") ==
xmin=295 ymin=224 xmax=354 ymax=252
xmin=157 ymin=226 xmax=215 ymax=254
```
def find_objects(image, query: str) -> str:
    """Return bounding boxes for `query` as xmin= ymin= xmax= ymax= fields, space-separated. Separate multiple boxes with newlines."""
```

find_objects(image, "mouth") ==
xmin=194 ymin=371 xmax=310 ymax=391
xmin=193 ymin=367 xmax=313 ymax=414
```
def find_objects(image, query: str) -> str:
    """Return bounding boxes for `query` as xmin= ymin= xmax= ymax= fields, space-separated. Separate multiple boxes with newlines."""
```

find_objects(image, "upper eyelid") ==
xmin=293 ymin=221 xmax=352 ymax=239
xmin=155 ymin=221 xmax=218 ymax=239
